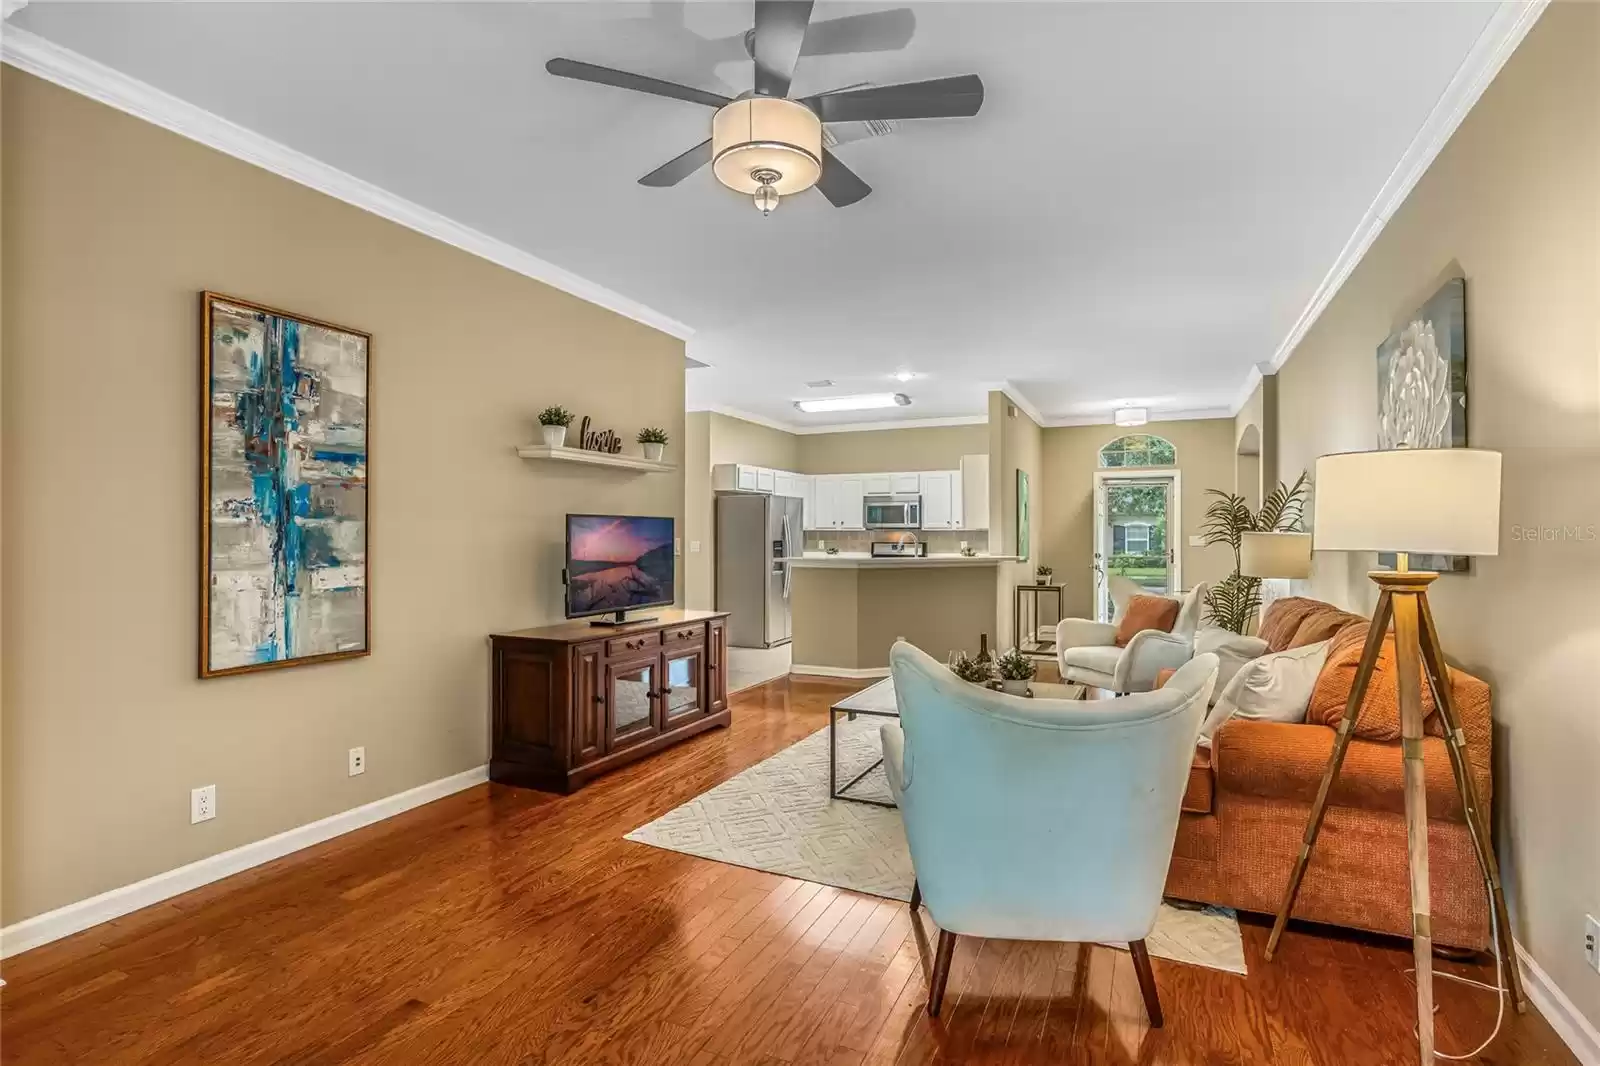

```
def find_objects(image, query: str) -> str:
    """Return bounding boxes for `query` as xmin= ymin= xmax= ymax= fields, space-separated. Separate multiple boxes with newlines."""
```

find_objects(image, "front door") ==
xmin=1094 ymin=474 xmax=1178 ymax=622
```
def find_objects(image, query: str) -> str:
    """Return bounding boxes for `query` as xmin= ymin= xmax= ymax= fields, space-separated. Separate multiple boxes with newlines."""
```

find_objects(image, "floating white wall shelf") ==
xmin=515 ymin=444 xmax=676 ymax=473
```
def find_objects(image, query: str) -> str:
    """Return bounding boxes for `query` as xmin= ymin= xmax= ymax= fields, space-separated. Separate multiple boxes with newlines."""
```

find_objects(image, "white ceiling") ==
xmin=13 ymin=1 xmax=1504 ymax=430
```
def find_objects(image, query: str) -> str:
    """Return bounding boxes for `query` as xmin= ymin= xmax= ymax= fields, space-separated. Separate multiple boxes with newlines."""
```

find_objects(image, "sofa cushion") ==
xmin=1114 ymin=594 xmax=1180 ymax=647
xmin=1181 ymin=745 xmax=1213 ymax=814
xmin=1198 ymin=639 xmax=1331 ymax=743
xmin=1257 ymin=597 xmax=1329 ymax=652
xmin=1308 ymin=620 xmax=1492 ymax=743
xmin=1062 ymin=644 xmax=1122 ymax=676
xmin=1289 ymin=607 xmax=1365 ymax=649
xmin=1194 ymin=628 xmax=1269 ymax=705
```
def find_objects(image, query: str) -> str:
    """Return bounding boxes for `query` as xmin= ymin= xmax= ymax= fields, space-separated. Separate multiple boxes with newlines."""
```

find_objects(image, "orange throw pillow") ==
xmin=1258 ymin=597 xmax=1328 ymax=652
xmin=1307 ymin=620 xmax=1490 ymax=742
xmin=1115 ymin=595 xmax=1181 ymax=648
xmin=1290 ymin=607 xmax=1365 ymax=649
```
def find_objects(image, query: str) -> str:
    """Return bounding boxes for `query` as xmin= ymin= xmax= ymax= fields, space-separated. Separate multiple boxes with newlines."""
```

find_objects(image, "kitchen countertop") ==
xmin=788 ymin=552 xmax=1016 ymax=568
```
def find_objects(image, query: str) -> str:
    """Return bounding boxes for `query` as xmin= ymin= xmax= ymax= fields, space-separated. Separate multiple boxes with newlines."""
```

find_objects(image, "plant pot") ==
xmin=642 ymin=442 xmax=665 ymax=462
xmin=541 ymin=424 xmax=567 ymax=448
xmin=1000 ymin=679 xmax=1029 ymax=696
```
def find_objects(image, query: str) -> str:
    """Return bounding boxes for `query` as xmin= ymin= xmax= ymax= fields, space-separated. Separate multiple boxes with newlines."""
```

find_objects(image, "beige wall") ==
xmin=1038 ymin=419 xmax=1238 ymax=620
xmin=797 ymin=422 xmax=988 ymax=474
xmin=1272 ymin=4 xmax=1599 ymax=1027
xmin=683 ymin=412 xmax=713 ymax=609
xmin=709 ymin=411 xmax=799 ymax=470
xmin=0 ymin=71 xmax=687 ymax=924
xmin=988 ymin=392 xmax=1042 ymax=647
xmin=1233 ymin=373 xmax=1279 ymax=503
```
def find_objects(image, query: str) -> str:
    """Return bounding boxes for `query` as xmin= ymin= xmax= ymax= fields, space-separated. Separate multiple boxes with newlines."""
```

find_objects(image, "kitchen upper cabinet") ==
xmin=810 ymin=476 xmax=865 ymax=530
xmin=800 ymin=476 xmax=817 ymax=529
xmin=891 ymin=473 xmax=920 ymax=494
xmin=957 ymin=454 xmax=990 ymax=530
xmin=863 ymin=474 xmax=893 ymax=495
xmin=920 ymin=471 xmax=956 ymax=529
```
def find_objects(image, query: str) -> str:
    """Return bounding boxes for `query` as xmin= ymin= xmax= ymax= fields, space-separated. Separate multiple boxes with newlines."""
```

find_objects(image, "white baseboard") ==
xmin=790 ymin=664 xmax=891 ymax=679
xmin=0 ymin=764 xmax=488 ymax=959
xmin=1516 ymin=941 xmax=1600 ymax=1065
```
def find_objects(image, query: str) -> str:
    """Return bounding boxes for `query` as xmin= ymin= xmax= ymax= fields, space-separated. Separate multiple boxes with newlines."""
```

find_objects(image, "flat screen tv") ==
xmin=564 ymin=514 xmax=676 ymax=624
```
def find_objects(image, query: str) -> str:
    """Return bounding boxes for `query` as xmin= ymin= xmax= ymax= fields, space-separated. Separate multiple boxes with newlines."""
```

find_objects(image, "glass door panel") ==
xmin=1095 ymin=475 xmax=1176 ymax=620
xmin=663 ymin=650 xmax=703 ymax=723
xmin=608 ymin=658 xmax=657 ymax=745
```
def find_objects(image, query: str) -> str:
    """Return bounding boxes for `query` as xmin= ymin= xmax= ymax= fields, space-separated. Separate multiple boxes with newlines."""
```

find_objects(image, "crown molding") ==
xmin=693 ymin=405 xmax=799 ymax=434
xmin=0 ymin=28 xmax=694 ymax=341
xmin=1258 ymin=0 xmax=1546 ymax=386
xmin=1043 ymin=406 xmax=1234 ymax=429
xmin=996 ymin=382 xmax=1048 ymax=427
xmin=1228 ymin=363 xmax=1269 ymax=417
xmin=790 ymin=414 xmax=988 ymax=436
xmin=1 ymin=1 xmax=29 ymax=22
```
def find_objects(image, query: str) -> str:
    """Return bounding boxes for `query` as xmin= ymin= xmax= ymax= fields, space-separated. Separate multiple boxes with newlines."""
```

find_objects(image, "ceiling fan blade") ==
xmin=752 ymin=0 xmax=814 ymax=98
xmin=545 ymin=58 xmax=730 ymax=109
xmin=638 ymin=139 xmax=713 ymax=187
xmin=802 ymin=74 xmax=984 ymax=123
xmin=815 ymin=149 xmax=871 ymax=208
xmin=800 ymin=8 xmax=915 ymax=56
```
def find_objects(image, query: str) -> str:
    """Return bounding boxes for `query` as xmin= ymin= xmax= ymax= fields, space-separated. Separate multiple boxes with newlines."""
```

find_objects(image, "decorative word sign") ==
xmin=577 ymin=416 xmax=623 ymax=454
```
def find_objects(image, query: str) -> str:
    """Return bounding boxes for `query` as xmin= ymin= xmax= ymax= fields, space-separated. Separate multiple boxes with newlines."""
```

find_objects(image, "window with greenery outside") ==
xmin=1099 ymin=434 xmax=1176 ymax=468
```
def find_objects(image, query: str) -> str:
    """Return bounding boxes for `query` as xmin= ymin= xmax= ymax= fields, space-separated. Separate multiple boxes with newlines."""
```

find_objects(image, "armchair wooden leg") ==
xmin=1129 ymin=940 xmax=1163 ymax=1028
xmin=927 ymin=930 xmax=957 ymax=1017
xmin=909 ymin=879 xmax=921 ymax=911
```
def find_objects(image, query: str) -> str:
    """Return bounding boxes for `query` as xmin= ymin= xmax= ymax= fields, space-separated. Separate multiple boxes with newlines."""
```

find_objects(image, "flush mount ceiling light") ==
xmin=794 ymin=393 xmax=912 ymax=414
xmin=893 ymin=370 xmax=917 ymax=382
xmin=1114 ymin=407 xmax=1150 ymax=427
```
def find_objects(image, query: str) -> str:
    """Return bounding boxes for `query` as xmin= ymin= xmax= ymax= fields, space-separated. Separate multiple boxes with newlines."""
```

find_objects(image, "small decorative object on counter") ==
xmin=538 ymin=405 xmax=574 ymax=448
xmin=959 ymin=545 xmax=978 ymax=557
xmin=1035 ymin=564 xmax=1055 ymax=584
xmin=824 ymin=546 xmax=839 ymax=556
xmin=947 ymin=650 xmax=994 ymax=685
xmin=995 ymin=647 xmax=1036 ymax=695
xmin=636 ymin=426 xmax=669 ymax=461
xmin=576 ymin=415 xmax=623 ymax=454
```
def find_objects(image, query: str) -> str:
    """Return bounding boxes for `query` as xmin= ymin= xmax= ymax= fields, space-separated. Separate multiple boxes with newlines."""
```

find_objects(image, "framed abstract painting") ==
xmin=201 ymin=292 xmax=370 ymax=678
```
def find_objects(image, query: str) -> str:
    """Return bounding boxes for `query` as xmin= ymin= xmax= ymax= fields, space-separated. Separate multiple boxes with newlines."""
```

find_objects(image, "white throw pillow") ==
xmin=1193 ymin=628 xmax=1270 ymax=707
xmin=1198 ymin=639 xmax=1331 ymax=745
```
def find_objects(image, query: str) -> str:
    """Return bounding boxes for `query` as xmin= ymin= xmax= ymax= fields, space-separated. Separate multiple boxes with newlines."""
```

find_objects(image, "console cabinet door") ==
xmin=708 ymin=619 xmax=729 ymax=713
xmin=571 ymin=643 xmax=607 ymax=765
xmin=606 ymin=653 xmax=661 ymax=750
xmin=662 ymin=646 xmax=705 ymax=726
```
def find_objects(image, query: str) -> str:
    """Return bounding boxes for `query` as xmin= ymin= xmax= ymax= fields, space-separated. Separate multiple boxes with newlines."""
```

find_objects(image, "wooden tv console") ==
xmin=489 ymin=609 xmax=730 ymax=793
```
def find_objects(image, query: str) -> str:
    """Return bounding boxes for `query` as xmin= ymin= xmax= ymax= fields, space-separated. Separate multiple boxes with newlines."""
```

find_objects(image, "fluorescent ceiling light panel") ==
xmin=794 ymin=393 xmax=911 ymax=414
xmin=1114 ymin=406 xmax=1149 ymax=426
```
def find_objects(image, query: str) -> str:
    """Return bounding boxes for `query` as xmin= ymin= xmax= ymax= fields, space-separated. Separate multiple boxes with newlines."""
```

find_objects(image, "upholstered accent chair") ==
xmin=882 ymin=642 xmax=1220 ymax=1020
xmin=1056 ymin=583 xmax=1209 ymax=693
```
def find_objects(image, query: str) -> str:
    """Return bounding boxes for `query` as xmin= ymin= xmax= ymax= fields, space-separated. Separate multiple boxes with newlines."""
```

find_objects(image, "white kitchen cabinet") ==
xmin=957 ymin=454 xmax=990 ymax=530
xmin=836 ymin=477 xmax=865 ymax=529
xmin=810 ymin=476 xmax=865 ymax=530
xmin=755 ymin=467 xmax=775 ymax=492
xmin=863 ymin=474 xmax=893 ymax=496
xmin=772 ymin=472 xmax=795 ymax=499
xmin=800 ymin=476 xmax=816 ymax=529
xmin=919 ymin=471 xmax=956 ymax=529
xmin=890 ymin=473 xmax=921 ymax=494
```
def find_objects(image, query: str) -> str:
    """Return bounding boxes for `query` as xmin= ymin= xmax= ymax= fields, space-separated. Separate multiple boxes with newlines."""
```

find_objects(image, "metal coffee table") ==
xmin=828 ymin=677 xmax=901 ymax=808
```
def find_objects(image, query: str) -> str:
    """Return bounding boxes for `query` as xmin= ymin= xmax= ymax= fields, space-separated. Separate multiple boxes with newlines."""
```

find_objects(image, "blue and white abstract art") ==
xmin=202 ymin=293 xmax=370 ymax=677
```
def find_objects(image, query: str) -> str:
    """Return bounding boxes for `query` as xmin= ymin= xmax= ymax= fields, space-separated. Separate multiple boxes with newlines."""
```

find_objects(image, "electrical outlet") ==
xmin=191 ymin=785 xmax=216 ymax=824
xmin=349 ymin=746 xmax=366 ymax=776
xmin=1585 ymin=914 xmax=1599 ymax=974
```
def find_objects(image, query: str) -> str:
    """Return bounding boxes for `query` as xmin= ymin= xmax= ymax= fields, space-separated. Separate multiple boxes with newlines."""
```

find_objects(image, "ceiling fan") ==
xmin=546 ymin=1 xmax=985 ymax=213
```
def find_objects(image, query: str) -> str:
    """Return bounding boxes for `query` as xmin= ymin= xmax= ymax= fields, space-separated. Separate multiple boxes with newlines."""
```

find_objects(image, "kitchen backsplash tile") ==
xmin=805 ymin=531 xmax=976 ymax=555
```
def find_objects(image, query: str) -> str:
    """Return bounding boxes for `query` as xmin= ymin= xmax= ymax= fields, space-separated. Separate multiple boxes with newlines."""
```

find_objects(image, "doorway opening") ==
xmin=1093 ymin=471 xmax=1181 ymax=622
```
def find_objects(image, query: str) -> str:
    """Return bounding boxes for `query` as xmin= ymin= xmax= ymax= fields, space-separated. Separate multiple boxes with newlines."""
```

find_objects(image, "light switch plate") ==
xmin=1585 ymin=914 xmax=1599 ymax=973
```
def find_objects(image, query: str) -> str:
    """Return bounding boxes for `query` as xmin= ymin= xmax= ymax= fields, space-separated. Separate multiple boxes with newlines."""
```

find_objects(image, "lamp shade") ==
xmin=1240 ymin=531 xmax=1312 ymax=578
xmin=1313 ymin=448 xmax=1502 ymax=556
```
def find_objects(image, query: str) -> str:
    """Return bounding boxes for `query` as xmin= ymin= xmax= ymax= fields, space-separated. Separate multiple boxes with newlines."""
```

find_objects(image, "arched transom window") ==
xmin=1098 ymin=434 xmax=1176 ymax=468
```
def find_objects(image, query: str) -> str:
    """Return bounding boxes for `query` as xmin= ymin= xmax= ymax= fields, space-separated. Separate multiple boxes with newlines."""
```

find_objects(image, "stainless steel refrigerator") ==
xmin=715 ymin=492 xmax=804 ymax=648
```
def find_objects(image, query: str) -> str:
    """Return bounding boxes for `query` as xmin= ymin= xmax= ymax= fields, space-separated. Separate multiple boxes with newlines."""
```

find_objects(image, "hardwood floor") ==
xmin=1 ymin=674 xmax=1579 ymax=1065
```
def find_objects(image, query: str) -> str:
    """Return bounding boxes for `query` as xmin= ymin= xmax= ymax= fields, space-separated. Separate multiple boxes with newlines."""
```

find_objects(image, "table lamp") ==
xmin=1262 ymin=447 xmax=1525 ymax=1063
xmin=1239 ymin=531 xmax=1312 ymax=579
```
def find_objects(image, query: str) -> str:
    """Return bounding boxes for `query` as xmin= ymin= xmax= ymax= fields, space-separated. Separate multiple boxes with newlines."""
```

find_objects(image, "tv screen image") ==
xmin=565 ymin=514 xmax=676 ymax=618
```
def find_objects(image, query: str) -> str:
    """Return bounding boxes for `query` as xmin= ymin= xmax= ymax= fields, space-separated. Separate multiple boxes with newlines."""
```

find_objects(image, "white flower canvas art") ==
xmin=1375 ymin=277 xmax=1469 ymax=572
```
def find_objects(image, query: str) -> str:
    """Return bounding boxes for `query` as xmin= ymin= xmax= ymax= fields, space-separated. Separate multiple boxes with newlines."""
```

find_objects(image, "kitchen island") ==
xmin=789 ymin=553 xmax=1015 ymax=676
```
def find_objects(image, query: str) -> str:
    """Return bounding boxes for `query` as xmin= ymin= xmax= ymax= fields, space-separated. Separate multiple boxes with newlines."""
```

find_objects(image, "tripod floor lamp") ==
xmin=1262 ymin=447 xmax=1525 ymax=1064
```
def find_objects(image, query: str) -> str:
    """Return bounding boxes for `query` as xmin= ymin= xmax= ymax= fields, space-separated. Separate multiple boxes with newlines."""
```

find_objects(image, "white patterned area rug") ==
xmin=625 ymin=718 xmax=1247 ymax=976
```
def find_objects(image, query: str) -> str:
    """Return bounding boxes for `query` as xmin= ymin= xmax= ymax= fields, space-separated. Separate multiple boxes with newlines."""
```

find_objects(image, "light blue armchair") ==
xmin=883 ymin=642 xmax=1219 ymax=1021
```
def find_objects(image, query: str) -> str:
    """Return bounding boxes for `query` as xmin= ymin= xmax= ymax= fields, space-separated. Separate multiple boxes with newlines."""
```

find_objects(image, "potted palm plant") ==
xmin=995 ymin=647 xmax=1036 ymax=695
xmin=636 ymin=427 xmax=669 ymax=462
xmin=538 ymin=405 xmax=574 ymax=448
xmin=1201 ymin=473 xmax=1310 ymax=633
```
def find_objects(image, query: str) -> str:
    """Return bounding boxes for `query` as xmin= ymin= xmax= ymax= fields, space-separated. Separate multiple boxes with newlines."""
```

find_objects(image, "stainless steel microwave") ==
xmin=863 ymin=494 xmax=922 ymax=529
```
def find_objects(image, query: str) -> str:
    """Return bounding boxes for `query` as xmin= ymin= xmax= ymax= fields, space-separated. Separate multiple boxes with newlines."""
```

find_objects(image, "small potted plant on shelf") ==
xmin=636 ymin=427 xmax=669 ymax=462
xmin=1035 ymin=564 xmax=1055 ymax=584
xmin=948 ymin=651 xmax=993 ymax=686
xmin=538 ymin=405 xmax=574 ymax=448
xmin=996 ymin=647 xmax=1036 ymax=695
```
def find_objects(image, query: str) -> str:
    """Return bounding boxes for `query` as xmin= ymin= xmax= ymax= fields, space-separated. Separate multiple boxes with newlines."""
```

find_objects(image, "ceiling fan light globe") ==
xmin=711 ymin=97 xmax=822 ymax=196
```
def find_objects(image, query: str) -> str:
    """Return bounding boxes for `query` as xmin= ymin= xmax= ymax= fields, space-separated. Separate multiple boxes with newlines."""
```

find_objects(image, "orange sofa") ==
xmin=1162 ymin=597 xmax=1493 ymax=949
